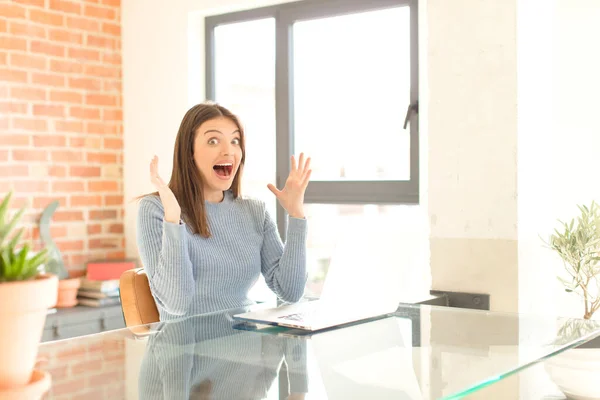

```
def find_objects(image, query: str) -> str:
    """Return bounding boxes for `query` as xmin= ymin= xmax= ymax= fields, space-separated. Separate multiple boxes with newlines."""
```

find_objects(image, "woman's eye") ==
xmin=208 ymin=138 xmax=218 ymax=145
xmin=232 ymin=138 xmax=241 ymax=145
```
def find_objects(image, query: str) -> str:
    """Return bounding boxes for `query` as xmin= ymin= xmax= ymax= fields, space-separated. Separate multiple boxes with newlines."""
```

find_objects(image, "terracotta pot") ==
xmin=0 ymin=370 xmax=51 ymax=400
xmin=56 ymin=277 xmax=81 ymax=308
xmin=0 ymin=274 xmax=58 ymax=389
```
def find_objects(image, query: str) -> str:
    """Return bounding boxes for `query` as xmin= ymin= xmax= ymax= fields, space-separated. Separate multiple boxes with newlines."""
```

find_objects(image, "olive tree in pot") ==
xmin=0 ymin=191 xmax=57 ymax=395
xmin=543 ymin=201 xmax=600 ymax=400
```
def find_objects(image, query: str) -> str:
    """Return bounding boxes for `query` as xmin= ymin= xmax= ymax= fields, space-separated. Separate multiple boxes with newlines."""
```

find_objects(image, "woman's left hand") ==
xmin=268 ymin=153 xmax=311 ymax=219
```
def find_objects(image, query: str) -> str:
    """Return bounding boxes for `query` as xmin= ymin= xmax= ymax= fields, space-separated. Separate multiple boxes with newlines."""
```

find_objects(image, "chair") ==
xmin=119 ymin=268 xmax=159 ymax=335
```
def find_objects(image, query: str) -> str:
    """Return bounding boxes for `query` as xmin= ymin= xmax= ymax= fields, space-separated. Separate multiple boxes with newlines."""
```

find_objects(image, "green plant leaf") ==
xmin=0 ymin=248 xmax=12 ymax=278
xmin=0 ymin=191 xmax=12 ymax=226
xmin=7 ymin=227 xmax=23 ymax=253
xmin=0 ymin=191 xmax=52 ymax=282
xmin=0 ymin=207 xmax=25 ymax=249
xmin=547 ymin=200 xmax=600 ymax=318
xmin=26 ymin=249 xmax=48 ymax=278
xmin=0 ymin=250 xmax=4 ymax=279
xmin=16 ymin=246 xmax=25 ymax=267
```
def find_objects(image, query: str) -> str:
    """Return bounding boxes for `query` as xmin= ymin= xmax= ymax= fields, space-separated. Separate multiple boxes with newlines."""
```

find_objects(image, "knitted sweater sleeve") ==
xmin=260 ymin=207 xmax=308 ymax=303
xmin=137 ymin=195 xmax=195 ymax=316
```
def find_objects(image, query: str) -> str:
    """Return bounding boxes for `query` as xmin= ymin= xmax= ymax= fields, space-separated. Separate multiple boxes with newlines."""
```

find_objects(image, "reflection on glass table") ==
xmin=37 ymin=303 xmax=600 ymax=399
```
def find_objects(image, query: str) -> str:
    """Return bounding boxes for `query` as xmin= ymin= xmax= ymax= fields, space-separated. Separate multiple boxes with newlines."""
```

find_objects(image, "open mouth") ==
xmin=213 ymin=163 xmax=233 ymax=178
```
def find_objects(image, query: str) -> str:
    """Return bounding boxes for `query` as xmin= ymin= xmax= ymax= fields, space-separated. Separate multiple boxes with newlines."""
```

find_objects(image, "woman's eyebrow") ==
xmin=203 ymin=129 xmax=240 ymax=135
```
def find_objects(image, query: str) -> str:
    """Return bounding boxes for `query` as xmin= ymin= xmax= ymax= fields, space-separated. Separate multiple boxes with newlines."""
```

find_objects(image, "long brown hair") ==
xmin=148 ymin=102 xmax=245 ymax=238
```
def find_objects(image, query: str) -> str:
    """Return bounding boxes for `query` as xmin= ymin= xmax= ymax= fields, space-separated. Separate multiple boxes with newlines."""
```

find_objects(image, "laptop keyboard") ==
xmin=278 ymin=309 xmax=316 ymax=322
xmin=277 ymin=301 xmax=319 ymax=323
xmin=278 ymin=313 xmax=305 ymax=321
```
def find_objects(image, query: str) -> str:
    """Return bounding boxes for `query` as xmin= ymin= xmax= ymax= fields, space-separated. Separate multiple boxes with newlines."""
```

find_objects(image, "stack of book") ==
xmin=77 ymin=278 xmax=120 ymax=307
xmin=76 ymin=259 xmax=137 ymax=308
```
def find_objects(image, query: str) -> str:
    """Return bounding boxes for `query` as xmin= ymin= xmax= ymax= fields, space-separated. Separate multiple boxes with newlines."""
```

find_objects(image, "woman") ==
xmin=137 ymin=102 xmax=311 ymax=321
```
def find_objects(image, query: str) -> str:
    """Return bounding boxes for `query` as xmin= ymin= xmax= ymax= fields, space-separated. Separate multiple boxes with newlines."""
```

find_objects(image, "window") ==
xmin=293 ymin=7 xmax=412 ymax=182
xmin=211 ymin=18 xmax=277 ymax=218
xmin=206 ymin=0 xmax=419 ymax=298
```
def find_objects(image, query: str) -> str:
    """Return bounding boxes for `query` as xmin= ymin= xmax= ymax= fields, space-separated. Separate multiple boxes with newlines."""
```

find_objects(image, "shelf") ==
xmin=42 ymin=304 xmax=125 ymax=342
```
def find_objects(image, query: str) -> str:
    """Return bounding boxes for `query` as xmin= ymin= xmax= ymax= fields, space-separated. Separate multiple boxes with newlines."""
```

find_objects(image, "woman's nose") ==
xmin=221 ymin=142 xmax=233 ymax=156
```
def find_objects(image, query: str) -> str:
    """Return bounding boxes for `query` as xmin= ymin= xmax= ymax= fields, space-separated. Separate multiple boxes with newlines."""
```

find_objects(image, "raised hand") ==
xmin=267 ymin=153 xmax=311 ymax=219
xmin=150 ymin=155 xmax=181 ymax=223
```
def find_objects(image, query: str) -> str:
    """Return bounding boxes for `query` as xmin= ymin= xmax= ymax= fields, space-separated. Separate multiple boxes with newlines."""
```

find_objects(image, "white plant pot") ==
xmin=545 ymin=348 xmax=600 ymax=400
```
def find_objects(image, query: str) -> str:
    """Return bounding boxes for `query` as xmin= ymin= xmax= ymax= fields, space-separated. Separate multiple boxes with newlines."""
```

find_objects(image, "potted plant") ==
xmin=543 ymin=201 xmax=600 ymax=400
xmin=0 ymin=191 xmax=57 ymax=394
xmin=40 ymin=200 xmax=81 ymax=307
xmin=548 ymin=202 xmax=600 ymax=320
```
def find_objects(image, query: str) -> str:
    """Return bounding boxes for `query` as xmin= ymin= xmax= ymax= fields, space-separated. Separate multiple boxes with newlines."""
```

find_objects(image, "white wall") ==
xmin=517 ymin=0 xmax=556 ymax=319
xmin=428 ymin=0 xmax=519 ymax=313
xmin=550 ymin=0 xmax=600 ymax=317
xmin=518 ymin=0 xmax=600 ymax=321
xmin=519 ymin=0 xmax=600 ymax=397
xmin=516 ymin=1 xmax=558 ymax=397
xmin=427 ymin=0 xmax=600 ymax=318
xmin=122 ymin=0 xmax=190 ymax=258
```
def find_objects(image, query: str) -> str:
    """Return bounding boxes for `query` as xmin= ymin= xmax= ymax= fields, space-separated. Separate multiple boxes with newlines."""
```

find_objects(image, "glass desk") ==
xmin=36 ymin=303 xmax=600 ymax=399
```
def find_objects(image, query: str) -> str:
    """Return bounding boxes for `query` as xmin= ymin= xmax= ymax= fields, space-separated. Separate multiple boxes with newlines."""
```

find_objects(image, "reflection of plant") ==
xmin=544 ymin=202 xmax=600 ymax=320
xmin=313 ymin=257 xmax=330 ymax=281
xmin=553 ymin=318 xmax=600 ymax=346
xmin=304 ymin=257 xmax=331 ymax=298
xmin=0 ymin=191 xmax=48 ymax=283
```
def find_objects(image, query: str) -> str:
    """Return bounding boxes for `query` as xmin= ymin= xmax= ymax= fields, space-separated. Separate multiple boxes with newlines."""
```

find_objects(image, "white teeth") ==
xmin=215 ymin=163 xmax=232 ymax=167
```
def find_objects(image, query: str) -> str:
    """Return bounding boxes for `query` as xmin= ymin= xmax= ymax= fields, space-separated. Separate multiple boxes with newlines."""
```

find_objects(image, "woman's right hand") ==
xmin=150 ymin=155 xmax=181 ymax=224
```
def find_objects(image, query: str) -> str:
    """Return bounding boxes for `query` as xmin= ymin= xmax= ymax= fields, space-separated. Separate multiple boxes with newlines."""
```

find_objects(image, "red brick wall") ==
xmin=0 ymin=0 xmax=124 ymax=273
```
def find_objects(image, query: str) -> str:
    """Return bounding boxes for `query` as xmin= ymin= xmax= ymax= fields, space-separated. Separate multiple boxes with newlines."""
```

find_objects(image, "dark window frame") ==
xmin=206 ymin=0 xmax=419 ymax=238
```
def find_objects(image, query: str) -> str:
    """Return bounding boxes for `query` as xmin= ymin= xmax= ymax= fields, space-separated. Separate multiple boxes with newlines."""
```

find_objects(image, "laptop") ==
xmin=234 ymin=219 xmax=416 ymax=331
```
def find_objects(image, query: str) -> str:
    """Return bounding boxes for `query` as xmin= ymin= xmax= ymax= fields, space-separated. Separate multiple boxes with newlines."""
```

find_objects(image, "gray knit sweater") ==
xmin=136 ymin=191 xmax=308 ymax=321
